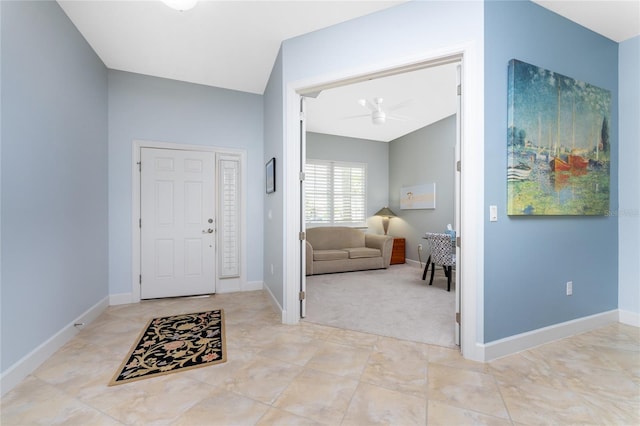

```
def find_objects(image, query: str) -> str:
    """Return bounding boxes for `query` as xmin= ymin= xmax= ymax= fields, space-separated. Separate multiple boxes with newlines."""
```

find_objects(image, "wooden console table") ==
xmin=390 ymin=238 xmax=406 ymax=265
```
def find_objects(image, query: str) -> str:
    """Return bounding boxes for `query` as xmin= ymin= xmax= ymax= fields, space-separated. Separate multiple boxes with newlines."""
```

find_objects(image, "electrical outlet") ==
xmin=566 ymin=281 xmax=573 ymax=296
xmin=418 ymin=244 xmax=423 ymax=251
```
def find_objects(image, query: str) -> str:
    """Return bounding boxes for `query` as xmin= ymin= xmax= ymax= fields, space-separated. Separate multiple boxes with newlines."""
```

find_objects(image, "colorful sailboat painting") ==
xmin=507 ymin=59 xmax=611 ymax=216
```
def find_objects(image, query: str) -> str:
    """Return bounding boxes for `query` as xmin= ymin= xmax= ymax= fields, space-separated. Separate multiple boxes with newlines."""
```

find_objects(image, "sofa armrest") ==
xmin=365 ymin=234 xmax=394 ymax=268
xmin=305 ymin=241 xmax=313 ymax=275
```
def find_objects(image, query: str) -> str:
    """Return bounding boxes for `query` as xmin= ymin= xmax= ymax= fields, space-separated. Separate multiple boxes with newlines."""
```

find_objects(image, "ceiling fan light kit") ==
xmin=161 ymin=0 xmax=198 ymax=12
xmin=352 ymin=97 xmax=410 ymax=125
xmin=372 ymin=110 xmax=386 ymax=125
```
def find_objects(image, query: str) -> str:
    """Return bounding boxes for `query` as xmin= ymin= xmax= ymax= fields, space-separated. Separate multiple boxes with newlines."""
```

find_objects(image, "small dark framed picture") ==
xmin=266 ymin=157 xmax=276 ymax=194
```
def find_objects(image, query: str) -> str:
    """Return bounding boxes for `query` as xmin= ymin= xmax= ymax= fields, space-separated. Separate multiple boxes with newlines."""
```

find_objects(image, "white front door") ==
xmin=140 ymin=148 xmax=216 ymax=299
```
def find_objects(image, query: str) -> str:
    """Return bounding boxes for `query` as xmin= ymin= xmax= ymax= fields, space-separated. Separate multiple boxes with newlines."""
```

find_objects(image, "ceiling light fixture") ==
xmin=347 ymin=97 xmax=410 ymax=126
xmin=372 ymin=110 xmax=386 ymax=125
xmin=161 ymin=0 xmax=198 ymax=12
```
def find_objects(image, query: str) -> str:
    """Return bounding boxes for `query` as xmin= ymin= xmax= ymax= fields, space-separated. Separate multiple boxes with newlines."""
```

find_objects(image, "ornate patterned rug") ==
xmin=109 ymin=310 xmax=226 ymax=386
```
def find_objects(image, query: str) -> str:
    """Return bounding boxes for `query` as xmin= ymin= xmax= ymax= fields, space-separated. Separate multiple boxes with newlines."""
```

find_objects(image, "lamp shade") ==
xmin=374 ymin=207 xmax=396 ymax=235
xmin=374 ymin=207 xmax=397 ymax=217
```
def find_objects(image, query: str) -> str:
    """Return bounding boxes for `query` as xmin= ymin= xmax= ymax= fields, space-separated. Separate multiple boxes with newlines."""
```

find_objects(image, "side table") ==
xmin=390 ymin=237 xmax=405 ymax=265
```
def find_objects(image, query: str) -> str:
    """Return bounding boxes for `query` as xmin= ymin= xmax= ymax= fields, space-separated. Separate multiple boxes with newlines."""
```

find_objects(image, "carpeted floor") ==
xmin=304 ymin=263 xmax=456 ymax=348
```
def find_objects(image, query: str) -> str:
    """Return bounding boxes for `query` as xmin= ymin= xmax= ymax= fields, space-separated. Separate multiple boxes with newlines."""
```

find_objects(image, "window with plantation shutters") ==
xmin=218 ymin=154 xmax=240 ymax=278
xmin=305 ymin=159 xmax=367 ymax=227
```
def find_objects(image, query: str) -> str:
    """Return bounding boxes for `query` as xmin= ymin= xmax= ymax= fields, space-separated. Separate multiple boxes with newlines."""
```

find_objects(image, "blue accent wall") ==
xmin=1 ymin=0 xmax=108 ymax=371
xmin=389 ymin=116 xmax=456 ymax=262
xmin=618 ymin=36 xmax=640 ymax=318
xmin=484 ymin=0 xmax=619 ymax=342
xmin=263 ymin=47 xmax=285 ymax=306
xmin=107 ymin=70 xmax=264 ymax=295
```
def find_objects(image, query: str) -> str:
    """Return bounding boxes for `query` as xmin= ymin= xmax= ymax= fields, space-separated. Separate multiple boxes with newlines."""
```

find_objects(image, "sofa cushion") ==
xmin=306 ymin=227 xmax=365 ymax=250
xmin=314 ymin=249 xmax=349 ymax=261
xmin=345 ymin=247 xmax=381 ymax=259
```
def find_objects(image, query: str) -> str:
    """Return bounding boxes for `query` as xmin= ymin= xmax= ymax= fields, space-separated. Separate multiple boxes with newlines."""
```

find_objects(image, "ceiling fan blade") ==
xmin=387 ymin=99 xmax=413 ymax=112
xmin=341 ymin=113 xmax=370 ymax=120
xmin=387 ymin=114 xmax=411 ymax=122
xmin=358 ymin=98 xmax=378 ymax=112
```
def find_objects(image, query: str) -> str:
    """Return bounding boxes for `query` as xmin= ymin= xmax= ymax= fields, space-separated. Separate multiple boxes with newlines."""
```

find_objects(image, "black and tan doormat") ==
xmin=109 ymin=310 xmax=226 ymax=386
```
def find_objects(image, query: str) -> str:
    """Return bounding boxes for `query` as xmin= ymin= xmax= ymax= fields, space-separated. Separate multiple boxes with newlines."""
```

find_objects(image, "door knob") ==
xmin=202 ymin=228 xmax=214 ymax=234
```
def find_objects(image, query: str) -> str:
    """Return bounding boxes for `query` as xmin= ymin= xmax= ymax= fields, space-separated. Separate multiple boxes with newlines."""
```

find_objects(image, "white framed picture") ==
xmin=400 ymin=183 xmax=436 ymax=209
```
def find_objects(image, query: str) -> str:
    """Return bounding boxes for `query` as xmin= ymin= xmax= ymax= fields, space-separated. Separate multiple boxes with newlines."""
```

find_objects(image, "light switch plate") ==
xmin=490 ymin=205 xmax=498 ymax=222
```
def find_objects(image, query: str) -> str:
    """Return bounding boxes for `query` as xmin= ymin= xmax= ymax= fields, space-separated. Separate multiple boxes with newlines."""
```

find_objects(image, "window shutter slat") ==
xmin=305 ymin=159 xmax=366 ymax=227
xmin=219 ymin=158 xmax=240 ymax=278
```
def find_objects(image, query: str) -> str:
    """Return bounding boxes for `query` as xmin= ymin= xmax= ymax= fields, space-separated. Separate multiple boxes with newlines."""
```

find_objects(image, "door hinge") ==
xmin=137 ymin=161 xmax=141 ymax=172
xmin=299 ymin=231 xmax=306 ymax=241
xmin=457 ymin=84 xmax=462 ymax=96
xmin=456 ymin=312 xmax=461 ymax=324
xmin=300 ymin=111 xmax=306 ymax=121
xmin=139 ymin=218 xmax=142 ymax=228
xmin=456 ymin=236 xmax=461 ymax=248
xmin=139 ymin=274 xmax=142 ymax=285
xmin=299 ymin=291 xmax=306 ymax=301
xmin=299 ymin=172 xmax=306 ymax=181
xmin=456 ymin=160 xmax=461 ymax=172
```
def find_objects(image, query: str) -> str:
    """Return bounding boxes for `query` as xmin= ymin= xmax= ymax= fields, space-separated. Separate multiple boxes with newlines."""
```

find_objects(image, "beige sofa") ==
xmin=305 ymin=227 xmax=393 ymax=276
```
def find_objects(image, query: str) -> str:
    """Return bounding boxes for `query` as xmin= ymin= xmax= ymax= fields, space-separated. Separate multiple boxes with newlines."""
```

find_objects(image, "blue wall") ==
xmin=262 ymin=47 xmax=285 ymax=306
xmin=107 ymin=70 xmax=264 ymax=296
xmin=389 ymin=116 xmax=456 ymax=262
xmin=1 ymin=1 xmax=108 ymax=371
xmin=484 ymin=0 xmax=619 ymax=341
xmin=618 ymin=36 xmax=640 ymax=318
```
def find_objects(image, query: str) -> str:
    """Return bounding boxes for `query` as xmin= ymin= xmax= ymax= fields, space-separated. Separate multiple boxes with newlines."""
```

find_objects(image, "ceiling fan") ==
xmin=344 ymin=97 xmax=411 ymax=125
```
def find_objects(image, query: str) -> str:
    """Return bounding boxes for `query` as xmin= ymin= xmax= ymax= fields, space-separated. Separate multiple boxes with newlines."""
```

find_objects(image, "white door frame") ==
xmin=299 ymin=97 xmax=307 ymax=318
xmin=131 ymin=140 xmax=247 ymax=303
xmin=283 ymin=44 xmax=485 ymax=362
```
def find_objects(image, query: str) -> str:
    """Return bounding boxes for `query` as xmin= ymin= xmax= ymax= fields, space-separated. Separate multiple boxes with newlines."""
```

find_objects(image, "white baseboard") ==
xmin=111 ymin=281 xmax=263 ymax=304
xmin=242 ymin=280 xmax=264 ymax=292
xmin=263 ymin=282 xmax=285 ymax=322
xmin=619 ymin=309 xmax=640 ymax=327
xmin=217 ymin=279 xmax=264 ymax=294
xmin=481 ymin=310 xmax=619 ymax=362
xmin=109 ymin=292 xmax=133 ymax=305
xmin=0 ymin=296 xmax=109 ymax=397
xmin=404 ymin=259 xmax=423 ymax=269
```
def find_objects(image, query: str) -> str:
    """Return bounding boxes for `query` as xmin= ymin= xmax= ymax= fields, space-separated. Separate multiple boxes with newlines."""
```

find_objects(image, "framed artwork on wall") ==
xmin=266 ymin=157 xmax=276 ymax=194
xmin=400 ymin=183 xmax=436 ymax=209
xmin=507 ymin=59 xmax=611 ymax=216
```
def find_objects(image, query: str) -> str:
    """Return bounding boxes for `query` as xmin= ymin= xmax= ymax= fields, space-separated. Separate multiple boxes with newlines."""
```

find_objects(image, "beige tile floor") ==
xmin=2 ymin=290 xmax=639 ymax=425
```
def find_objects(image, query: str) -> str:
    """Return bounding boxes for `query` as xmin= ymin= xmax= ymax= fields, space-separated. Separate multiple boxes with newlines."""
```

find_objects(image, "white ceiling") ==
xmin=305 ymin=63 xmax=459 ymax=142
xmin=533 ymin=0 xmax=640 ymax=43
xmin=57 ymin=0 xmax=406 ymax=95
xmin=58 ymin=0 xmax=639 ymax=141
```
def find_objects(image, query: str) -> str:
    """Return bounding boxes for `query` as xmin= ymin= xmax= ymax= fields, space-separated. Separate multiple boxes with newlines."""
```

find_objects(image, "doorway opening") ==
xmin=297 ymin=56 xmax=462 ymax=348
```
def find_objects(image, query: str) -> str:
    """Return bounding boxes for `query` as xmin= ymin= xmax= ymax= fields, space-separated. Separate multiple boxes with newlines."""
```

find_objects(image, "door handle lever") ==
xmin=202 ymin=228 xmax=214 ymax=234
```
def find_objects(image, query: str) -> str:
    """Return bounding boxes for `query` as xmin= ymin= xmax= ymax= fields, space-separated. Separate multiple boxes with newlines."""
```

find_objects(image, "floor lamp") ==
xmin=374 ymin=207 xmax=397 ymax=235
